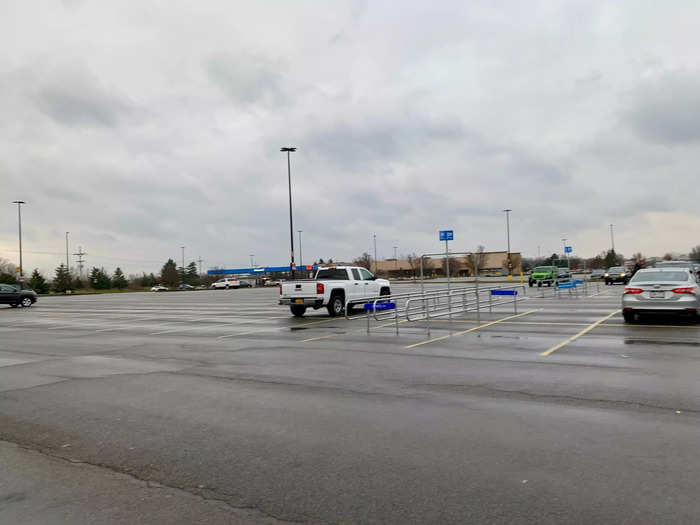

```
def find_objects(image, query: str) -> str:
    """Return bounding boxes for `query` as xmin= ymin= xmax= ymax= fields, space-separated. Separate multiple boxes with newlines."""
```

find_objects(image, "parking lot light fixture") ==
xmin=281 ymin=147 xmax=297 ymax=278
xmin=12 ymin=201 xmax=26 ymax=280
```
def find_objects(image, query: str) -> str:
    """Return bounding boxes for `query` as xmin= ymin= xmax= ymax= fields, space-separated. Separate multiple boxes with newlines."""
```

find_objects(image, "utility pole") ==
xmin=11 ymin=201 xmax=25 ymax=281
xmin=503 ymin=209 xmax=512 ymax=277
xmin=393 ymin=245 xmax=398 ymax=269
xmin=65 ymin=232 xmax=70 ymax=273
xmin=281 ymin=147 xmax=297 ymax=278
xmin=249 ymin=254 xmax=255 ymax=268
xmin=298 ymin=230 xmax=303 ymax=267
xmin=73 ymin=246 xmax=87 ymax=279
xmin=373 ymin=233 xmax=378 ymax=274
xmin=181 ymin=246 xmax=186 ymax=283
xmin=197 ymin=257 xmax=203 ymax=277
xmin=562 ymin=238 xmax=568 ymax=265
xmin=610 ymin=224 xmax=615 ymax=253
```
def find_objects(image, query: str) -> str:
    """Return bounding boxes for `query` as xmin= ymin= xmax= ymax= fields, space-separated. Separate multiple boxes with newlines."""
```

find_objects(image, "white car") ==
xmin=210 ymin=278 xmax=240 ymax=290
xmin=151 ymin=285 xmax=168 ymax=292
xmin=279 ymin=266 xmax=391 ymax=317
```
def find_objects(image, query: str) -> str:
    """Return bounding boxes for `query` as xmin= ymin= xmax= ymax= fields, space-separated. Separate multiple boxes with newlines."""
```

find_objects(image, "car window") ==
xmin=0 ymin=285 xmax=13 ymax=292
xmin=351 ymin=269 xmax=361 ymax=280
xmin=608 ymin=267 xmax=625 ymax=273
xmin=359 ymin=268 xmax=375 ymax=280
xmin=631 ymin=271 xmax=690 ymax=282
xmin=316 ymin=269 xmax=349 ymax=280
xmin=533 ymin=267 xmax=552 ymax=272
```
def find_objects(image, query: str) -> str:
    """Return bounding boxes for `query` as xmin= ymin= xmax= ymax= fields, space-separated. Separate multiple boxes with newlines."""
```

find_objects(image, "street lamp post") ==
xmin=281 ymin=147 xmax=297 ymax=278
xmin=298 ymin=230 xmax=303 ymax=268
xmin=610 ymin=224 xmax=615 ymax=253
xmin=12 ymin=201 xmax=25 ymax=282
xmin=562 ymin=238 xmax=568 ymax=265
xmin=249 ymin=254 xmax=255 ymax=268
xmin=373 ymin=234 xmax=378 ymax=274
xmin=65 ymin=232 xmax=70 ymax=273
xmin=503 ymin=209 xmax=512 ymax=276
xmin=181 ymin=246 xmax=185 ymax=286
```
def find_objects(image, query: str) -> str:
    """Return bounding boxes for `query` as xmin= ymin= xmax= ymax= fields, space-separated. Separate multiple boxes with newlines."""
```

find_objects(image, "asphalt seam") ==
xmin=0 ymin=438 xmax=301 ymax=524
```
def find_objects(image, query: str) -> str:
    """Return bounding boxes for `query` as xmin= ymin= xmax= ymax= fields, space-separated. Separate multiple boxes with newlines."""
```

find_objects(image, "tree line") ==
xmin=0 ymin=257 xmax=212 ymax=294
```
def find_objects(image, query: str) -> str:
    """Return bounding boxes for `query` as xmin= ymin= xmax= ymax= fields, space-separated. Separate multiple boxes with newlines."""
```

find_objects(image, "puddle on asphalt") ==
xmin=625 ymin=339 xmax=700 ymax=346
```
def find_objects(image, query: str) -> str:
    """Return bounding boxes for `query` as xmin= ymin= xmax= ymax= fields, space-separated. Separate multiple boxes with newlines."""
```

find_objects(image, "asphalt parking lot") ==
xmin=2 ymin=283 xmax=700 ymax=524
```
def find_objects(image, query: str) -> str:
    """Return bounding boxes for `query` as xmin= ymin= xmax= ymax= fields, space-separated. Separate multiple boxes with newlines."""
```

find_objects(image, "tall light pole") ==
xmin=610 ymin=224 xmax=615 ymax=253
xmin=503 ymin=209 xmax=512 ymax=276
xmin=249 ymin=254 xmax=255 ymax=267
xmin=373 ymin=233 xmax=378 ymax=274
xmin=562 ymin=238 xmax=568 ymax=264
xmin=281 ymin=147 xmax=297 ymax=278
xmin=298 ymin=230 xmax=303 ymax=267
xmin=181 ymin=246 xmax=185 ymax=286
xmin=12 ymin=201 xmax=25 ymax=282
xmin=65 ymin=232 xmax=70 ymax=272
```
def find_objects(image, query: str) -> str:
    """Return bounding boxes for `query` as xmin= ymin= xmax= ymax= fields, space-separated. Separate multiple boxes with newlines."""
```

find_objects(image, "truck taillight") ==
xmin=317 ymin=283 xmax=324 ymax=295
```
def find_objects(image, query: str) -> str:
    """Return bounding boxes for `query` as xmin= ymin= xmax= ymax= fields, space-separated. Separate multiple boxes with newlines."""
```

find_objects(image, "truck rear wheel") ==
xmin=290 ymin=305 xmax=306 ymax=317
xmin=327 ymin=294 xmax=344 ymax=317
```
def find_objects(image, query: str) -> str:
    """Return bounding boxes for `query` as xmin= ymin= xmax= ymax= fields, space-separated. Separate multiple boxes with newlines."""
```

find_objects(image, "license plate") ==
xmin=295 ymin=299 xmax=304 ymax=303
xmin=650 ymin=291 xmax=665 ymax=299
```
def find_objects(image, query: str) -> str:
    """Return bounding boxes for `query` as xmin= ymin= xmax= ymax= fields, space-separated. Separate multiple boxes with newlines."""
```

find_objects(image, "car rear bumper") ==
xmin=622 ymin=295 xmax=699 ymax=313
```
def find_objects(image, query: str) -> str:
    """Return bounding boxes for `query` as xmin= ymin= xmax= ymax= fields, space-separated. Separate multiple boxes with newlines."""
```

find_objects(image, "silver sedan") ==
xmin=622 ymin=268 xmax=699 ymax=323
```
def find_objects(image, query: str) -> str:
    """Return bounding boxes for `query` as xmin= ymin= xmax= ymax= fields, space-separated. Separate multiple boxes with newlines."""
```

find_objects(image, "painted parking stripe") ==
xmin=540 ymin=310 xmax=620 ymax=356
xmin=405 ymin=309 xmax=541 ymax=349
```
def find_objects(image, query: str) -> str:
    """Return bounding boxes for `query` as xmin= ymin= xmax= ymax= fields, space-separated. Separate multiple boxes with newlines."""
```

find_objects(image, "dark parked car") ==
xmin=238 ymin=281 xmax=252 ymax=288
xmin=605 ymin=266 xmax=631 ymax=285
xmin=0 ymin=284 xmax=38 ymax=307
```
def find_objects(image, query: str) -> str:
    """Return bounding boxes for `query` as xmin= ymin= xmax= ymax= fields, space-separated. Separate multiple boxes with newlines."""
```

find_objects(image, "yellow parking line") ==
xmin=405 ymin=309 xmax=541 ymax=349
xmin=540 ymin=310 xmax=620 ymax=356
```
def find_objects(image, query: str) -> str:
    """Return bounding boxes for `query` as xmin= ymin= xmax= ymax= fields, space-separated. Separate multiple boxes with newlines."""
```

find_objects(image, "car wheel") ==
xmin=528 ymin=281 xmax=533 ymax=288
xmin=20 ymin=297 xmax=33 ymax=308
xmin=327 ymin=294 xmax=344 ymax=317
xmin=623 ymin=311 xmax=635 ymax=324
xmin=290 ymin=305 xmax=306 ymax=317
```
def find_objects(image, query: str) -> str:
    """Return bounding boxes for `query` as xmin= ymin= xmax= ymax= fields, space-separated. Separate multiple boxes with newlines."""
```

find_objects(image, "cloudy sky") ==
xmin=2 ymin=1 xmax=700 ymax=276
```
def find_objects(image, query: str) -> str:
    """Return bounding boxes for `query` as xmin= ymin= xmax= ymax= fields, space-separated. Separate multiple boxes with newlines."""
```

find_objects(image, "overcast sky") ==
xmin=2 ymin=1 xmax=700 ymax=275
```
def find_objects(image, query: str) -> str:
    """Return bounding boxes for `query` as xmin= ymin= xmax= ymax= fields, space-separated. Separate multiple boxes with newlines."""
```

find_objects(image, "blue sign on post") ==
xmin=439 ymin=230 xmax=454 ymax=241
xmin=565 ymin=246 xmax=573 ymax=253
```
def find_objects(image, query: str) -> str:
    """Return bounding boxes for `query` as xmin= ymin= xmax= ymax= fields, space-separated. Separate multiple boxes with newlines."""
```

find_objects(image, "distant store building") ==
xmin=374 ymin=251 xmax=522 ymax=278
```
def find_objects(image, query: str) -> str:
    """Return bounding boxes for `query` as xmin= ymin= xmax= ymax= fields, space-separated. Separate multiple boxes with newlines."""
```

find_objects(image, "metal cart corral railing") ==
xmin=345 ymin=284 xmax=527 ymax=336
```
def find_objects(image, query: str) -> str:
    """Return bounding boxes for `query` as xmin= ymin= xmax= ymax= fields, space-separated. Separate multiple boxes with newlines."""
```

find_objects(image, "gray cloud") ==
xmin=206 ymin=53 xmax=288 ymax=107
xmin=31 ymin=66 xmax=134 ymax=127
xmin=623 ymin=71 xmax=700 ymax=144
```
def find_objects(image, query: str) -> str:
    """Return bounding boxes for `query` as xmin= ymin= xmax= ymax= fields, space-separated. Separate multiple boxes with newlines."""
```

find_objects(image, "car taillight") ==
xmin=279 ymin=285 xmax=282 ymax=295
xmin=672 ymin=287 xmax=696 ymax=294
xmin=317 ymin=283 xmax=325 ymax=294
xmin=624 ymin=288 xmax=643 ymax=294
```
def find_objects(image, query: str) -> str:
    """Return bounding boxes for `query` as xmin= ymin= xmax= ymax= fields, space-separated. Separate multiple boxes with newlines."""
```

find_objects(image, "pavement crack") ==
xmin=0 ymin=438 xmax=303 ymax=524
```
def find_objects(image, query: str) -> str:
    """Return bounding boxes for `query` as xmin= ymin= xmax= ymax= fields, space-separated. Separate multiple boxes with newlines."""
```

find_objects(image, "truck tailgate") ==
xmin=281 ymin=281 xmax=318 ymax=297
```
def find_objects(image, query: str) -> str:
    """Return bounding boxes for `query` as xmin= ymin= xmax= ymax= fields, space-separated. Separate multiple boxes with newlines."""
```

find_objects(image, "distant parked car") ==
xmin=238 ymin=281 xmax=252 ymax=288
xmin=178 ymin=283 xmax=196 ymax=290
xmin=590 ymin=269 xmax=605 ymax=279
xmin=211 ymin=278 xmax=240 ymax=289
xmin=0 ymin=284 xmax=37 ymax=307
xmin=605 ymin=266 xmax=631 ymax=285
xmin=557 ymin=267 xmax=572 ymax=281
xmin=151 ymin=285 xmax=169 ymax=292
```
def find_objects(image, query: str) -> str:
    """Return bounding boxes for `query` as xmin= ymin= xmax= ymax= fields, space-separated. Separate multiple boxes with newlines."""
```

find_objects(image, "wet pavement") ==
xmin=1 ymin=284 xmax=699 ymax=524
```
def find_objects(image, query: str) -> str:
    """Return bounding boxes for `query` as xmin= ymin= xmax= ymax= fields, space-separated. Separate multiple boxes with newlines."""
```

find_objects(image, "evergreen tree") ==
xmin=89 ymin=267 xmax=111 ymax=289
xmin=112 ymin=267 xmax=128 ymax=289
xmin=28 ymin=269 xmax=49 ymax=294
xmin=72 ymin=277 xmax=85 ymax=290
xmin=53 ymin=264 xmax=72 ymax=293
xmin=160 ymin=259 xmax=179 ymax=287
xmin=185 ymin=261 xmax=199 ymax=285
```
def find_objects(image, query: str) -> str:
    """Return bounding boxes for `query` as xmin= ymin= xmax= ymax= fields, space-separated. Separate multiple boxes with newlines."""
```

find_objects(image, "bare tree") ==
xmin=689 ymin=246 xmax=700 ymax=262
xmin=353 ymin=252 xmax=371 ymax=270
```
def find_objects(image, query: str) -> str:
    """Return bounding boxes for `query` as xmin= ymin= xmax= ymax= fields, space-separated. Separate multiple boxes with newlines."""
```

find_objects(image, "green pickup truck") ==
xmin=528 ymin=265 xmax=559 ymax=287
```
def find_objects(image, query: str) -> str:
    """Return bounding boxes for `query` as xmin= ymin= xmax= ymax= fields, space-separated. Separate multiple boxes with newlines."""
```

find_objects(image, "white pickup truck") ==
xmin=279 ymin=266 xmax=391 ymax=317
